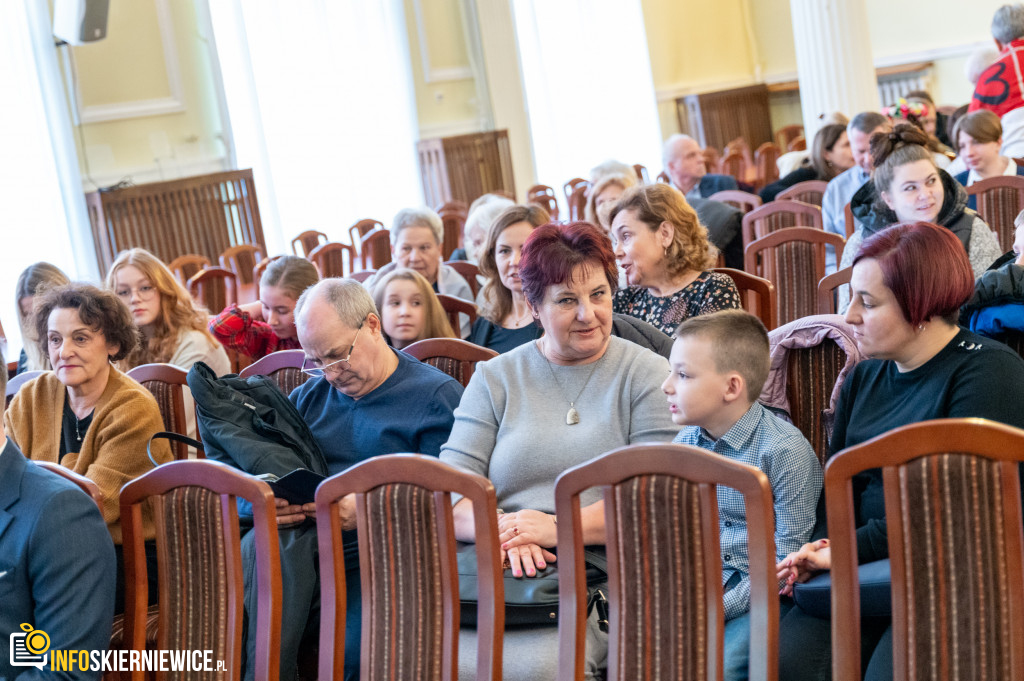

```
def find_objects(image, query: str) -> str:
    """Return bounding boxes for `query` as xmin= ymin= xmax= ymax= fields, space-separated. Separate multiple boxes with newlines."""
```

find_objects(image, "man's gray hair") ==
xmin=391 ymin=207 xmax=443 ymax=246
xmin=296 ymin=278 xmax=377 ymax=330
xmin=848 ymin=111 xmax=890 ymax=135
xmin=992 ymin=4 xmax=1024 ymax=44
xmin=662 ymin=134 xmax=696 ymax=168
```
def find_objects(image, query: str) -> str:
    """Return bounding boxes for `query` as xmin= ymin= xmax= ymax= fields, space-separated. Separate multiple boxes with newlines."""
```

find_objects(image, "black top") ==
xmin=826 ymin=328 xmax=1024 ymax=562
xmin=60 ymin=397 xmax=94 ymax=461
xmin=759 ymin=165 xmax=819 ymax=202
xmin=468 ymin=317 xmax=542 ymax=354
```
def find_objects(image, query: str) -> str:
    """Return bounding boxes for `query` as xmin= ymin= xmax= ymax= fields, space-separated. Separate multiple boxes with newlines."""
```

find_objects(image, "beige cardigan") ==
xmin=4 ymin=366 xmax=172 ymax=543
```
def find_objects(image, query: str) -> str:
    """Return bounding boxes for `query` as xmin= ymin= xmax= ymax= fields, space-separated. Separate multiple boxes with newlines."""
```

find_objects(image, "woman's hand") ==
xmin=497 ymin=509 xmax=558 ymax=551
xmin=503 ymin=543 xmax=557 ymax=579
xmin=239 ymin=300 xmax=264 ymax=321
xmin=776 ymin=538 xmax=832 ymax=596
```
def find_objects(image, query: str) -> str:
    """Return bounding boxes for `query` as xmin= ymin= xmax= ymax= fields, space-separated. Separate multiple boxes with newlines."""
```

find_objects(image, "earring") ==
xmin=917 ymin=323 xmax=925 ymax=331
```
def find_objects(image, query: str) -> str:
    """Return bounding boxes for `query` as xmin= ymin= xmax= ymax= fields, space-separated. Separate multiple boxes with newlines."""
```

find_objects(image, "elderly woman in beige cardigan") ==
xmin=5 ymin=283 xmax=171 ymax=612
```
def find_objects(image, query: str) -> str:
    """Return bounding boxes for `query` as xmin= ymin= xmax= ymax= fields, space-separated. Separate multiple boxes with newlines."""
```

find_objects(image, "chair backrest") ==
xmin=702 ymin=147 xmax=722 ymax=174
xmin=785 ymin=338 xmax=847 ymax=464
xmin=188 ymin=267 xmax=238 ymax=314
xmin=290 ymin=230 xmax=328 ymax=257
xmin=444 ymin=260 xmax=481 ymax=299
xmin=966 ymin=175 xmax=1024 ymax=252
xmin=741 ymin=200 xmax=823 ymax=252
xmin=633 ymin=163 xmax=650 ymax=184
xmin=219 ymin=244 xmax=265 ymax=286
xmin=787 ymin=135 xmax=806 ymax=152
xmin=309 ymin=242 xmax=356 ymax=279
xmin=745 ymin=228 xmax=845 ymax=327
xmin=776 ymin=125 xmax=804 ymax=150
xmin=402 ymin=338 xmax=498 ymax=387
xmin=348 ymin=219 xmax=385 ymax=255
xmin=348 ymin=269 xmax=377 ymax=284
xmin=127 ymin=363 xmax=192 ymax=460
xmin=526 ymin=184 xmax=559 ymax=220
xmin=563 ymin=177 xmax=588 ymax=204
xmin=437 ymin=201 xmax=469 ymax=261
xmin=708 ymin=190 xmax=763 ymax=214
xmin=6 ymin=370 xmax=44 ymax=408
xmin=776 ymin=180 xmax=828 ymax=207
xmin=238 ymin=349 xmax=309 ymax=395
xmin=754 ymin=142 xmax=782 ymax=187
xmin=35 ymin=461 xmax=104 ymax=510
xmin=712 ymin=267 xmax=778 ymax=330
xmin=436 ymin=294 xmax=477 ymax=335
xmin=825 ymin=419 xmax=1024 ymax=681
xmin=359 ymin=228 xmax=393 ymax=270
xmin=567 ymin=182 xmax=589 ymax=222
xmin=719 ymin=150 xmax=748 ymax=182
xmin=315 ymin=454 xmax=503 ymax=681
xmin=252 ymin=255 xmax=283 ymax=286
xmin=555 ymin=443 xmax=777 ymax=681
xmin=816 ymin=267 xmax=852 ymax=315
xmin=167 ymin=254 xmax=212 ymax=286
xmin=120 ymin=459 xmax=282 ymax=681
xmin=843 ymin=201 xmax=856 ymax=239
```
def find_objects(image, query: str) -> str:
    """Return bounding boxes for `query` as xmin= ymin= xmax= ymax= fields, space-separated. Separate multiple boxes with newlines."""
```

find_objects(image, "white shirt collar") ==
xmin=967 ymin=158 xmax=1017 ymax=185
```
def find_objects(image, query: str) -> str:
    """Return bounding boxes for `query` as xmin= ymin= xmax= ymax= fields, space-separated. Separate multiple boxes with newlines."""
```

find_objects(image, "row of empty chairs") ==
xmin=43 ymin=417 xmax=1024 ymax=681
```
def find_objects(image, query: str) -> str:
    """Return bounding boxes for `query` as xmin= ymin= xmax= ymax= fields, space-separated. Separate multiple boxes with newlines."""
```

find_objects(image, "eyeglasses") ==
xmin=300 ymin=320 xmax=365 ymax=377
xmin=115 ymin=285 xmax=158 ymax=301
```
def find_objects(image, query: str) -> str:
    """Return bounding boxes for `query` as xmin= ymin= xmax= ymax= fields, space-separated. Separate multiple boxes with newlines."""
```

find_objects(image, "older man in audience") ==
xmin=821 ymin=111 xmax=892 ymax=273
xmin=0 ymin=348 xmax=117 ymax=681
xmin=243 ymin=279 xmax=464 ymax=681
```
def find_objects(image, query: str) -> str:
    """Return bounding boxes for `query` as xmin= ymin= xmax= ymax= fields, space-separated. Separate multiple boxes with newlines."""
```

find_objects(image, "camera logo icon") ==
xmin=10 ymin=623 xmax=49 ymax=669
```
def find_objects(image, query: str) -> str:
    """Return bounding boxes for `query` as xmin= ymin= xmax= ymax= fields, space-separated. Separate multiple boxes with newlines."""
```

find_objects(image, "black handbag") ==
xmin=791 ymin=558 xmax=892 ymax=619
xmin=455 ymin=542 xmax=609 ymax=628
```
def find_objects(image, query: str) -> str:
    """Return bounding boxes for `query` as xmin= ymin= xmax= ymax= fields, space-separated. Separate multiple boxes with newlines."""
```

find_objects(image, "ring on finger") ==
xmin=513 ymin=526 xmax=520 ymax=536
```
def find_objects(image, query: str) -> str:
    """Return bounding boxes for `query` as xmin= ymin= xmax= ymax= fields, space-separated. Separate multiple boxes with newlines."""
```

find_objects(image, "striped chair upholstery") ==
xmin=118 ymin=460 xmax=282 ymax=681
xmin=997 ymin=330 xmax=1024 ymax=360
xmin=967 ymin=175 xmax=1024 ymax=252
xmin=825 ymin=419 xmax=1024 ymax=681
xmin=238 ymin=349 xmax=309 ymax=395
xmin=403 ymin=338 xmax=497 ymax=388
xmin=785 ymin=339 xmax=846 ymax=464
xmin=555 ymin=443 xmax=778 ymax=681
xmin=315 ymin=454 xmax=503 ymax=681
xmin=740 ymin=200 xmax=822 ymax=252
xmin=776 ymin=180 xmax=828 ymax=207
xmin=127 ymin=364 xmax=191 ymax=460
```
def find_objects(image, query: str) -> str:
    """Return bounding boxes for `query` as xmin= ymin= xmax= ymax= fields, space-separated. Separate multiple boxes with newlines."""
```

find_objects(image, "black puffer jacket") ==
xmin=959 ymin=253 xmax=1024 ymax=326
xmin=849 ymin=169 xmax=977 ymax=251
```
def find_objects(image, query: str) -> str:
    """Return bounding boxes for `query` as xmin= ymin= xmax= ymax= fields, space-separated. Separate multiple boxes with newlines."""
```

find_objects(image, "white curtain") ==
xmin=510 ymin=0 xmax=663 ymax=194
xmin=207 ymin=0 xmax=423 ymax=255
xmin=0 ymin=0 xmax=95 ymax=361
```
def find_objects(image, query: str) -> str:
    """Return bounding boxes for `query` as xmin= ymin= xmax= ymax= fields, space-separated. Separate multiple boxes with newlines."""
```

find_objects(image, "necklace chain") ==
xmin=538 ymin=340 xmax=601 ymax=425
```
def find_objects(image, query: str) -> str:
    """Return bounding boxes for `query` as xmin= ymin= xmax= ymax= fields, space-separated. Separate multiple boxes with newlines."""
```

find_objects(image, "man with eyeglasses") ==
xmin=244 ymin=278 xmax=463 ymax=681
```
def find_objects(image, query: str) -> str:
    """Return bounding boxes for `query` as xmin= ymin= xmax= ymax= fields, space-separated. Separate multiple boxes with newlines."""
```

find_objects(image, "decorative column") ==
xmin=790 ymin=0 xmax=879 ymax=142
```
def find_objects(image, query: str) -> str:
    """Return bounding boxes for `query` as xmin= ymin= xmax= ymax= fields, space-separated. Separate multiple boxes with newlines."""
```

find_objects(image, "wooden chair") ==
xmin=708 ymin=190 xmax=763 ymax=215
xmin=35 ymin=461 xmax=104 ymax=510
xmin=348 ymin=219 xmax=384 ymax=248
xmin=403 ymin=338 xmax=498 ymax=387
xmin=777 ymin=180 xmax=828 ymax=207
xmin=437 ymin=201 xmax=469 ymax=260
xmin=776 ymin=125 xmax=804 ymax=151
xmin=719 ymin=150 xmax=749 ymax=183
xmin=188 ymin=267 xmax=238 ymax=313
xmin=127 ymin=363 xmax=193 ymax=460
xmin=437 ymin=294 xmax=477 ymax=334
xmin=167 ymin=255 xmax=211 ymax=286
xmin=219 ymin=244 xmax=265 ymax=286
xmin=966 ymin=175 xmax=1024 ymax=252
xmin=843 ymin=201 xmax=856 ymax=239
xmin=787 ymin=135 xmax=806 ymax=152
xmin=527 ymin=185 xmax=560 ymax=220
xmin=308 ymin=242 xmax=357 ymax=279
xmin=6 ymin=370 xmax=43 ymax=408
xmin=252 ymin=255 xmax=283 ymax=285
xmin=238 ymin=349 xmax=309 ymax=396
xmin=713 ymin=267 xmax=778 ymax=330
xmin=567 ymin=182 xmax=589 ymax=222
xmin=563 ymin=177 xmax=588 ymax=206
xmin=741 ymin=200 xmax=823 ymax=252
xmin=290 ymin=230 xmax=328 ymax=257
xmin=780 ymin=329 xmax=849 ymax=464
xmin=702 ymin=147 xmax=722 ymax=174
xmin=445 ymin=260 xmax=481 ymax=299
xmin=725 ymin=137 xmax=754 ymax=169
xmin=657 ymin=170 xmax=671 ymax=184
xmin=555 ymin=443 xmax=778 ymax=681
xmin=315 ymin=454 xmax=503 ymax=681
xmin=359 ymin=228 xmax=393 ymax=270
xmin=633 ymin=164 xmax=650 ymax=184
xmin=826 ymin=419 xmax=1024 ymax=681
xmin=119 ymin=459 xmax=282 ymax=681
xmin=347 ymin=269 xmax=376 ymax=284
xmin=754 ymin=142 xmax=782 ymax=188
xmin=817 ymin=267 xmax=852 ymax=315
xmin=745 ymin=228 xmax=845 ymax=327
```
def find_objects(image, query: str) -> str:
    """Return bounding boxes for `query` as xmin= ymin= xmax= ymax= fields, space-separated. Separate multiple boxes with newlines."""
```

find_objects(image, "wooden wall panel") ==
xmin=417 ymin=130 xmax=516 ymax=207
xmin=678 ymin=84 xmax=773 ymax=151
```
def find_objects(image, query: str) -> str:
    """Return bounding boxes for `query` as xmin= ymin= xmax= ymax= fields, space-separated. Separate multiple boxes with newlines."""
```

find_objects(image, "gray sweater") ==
xmin=440 ymin=336 xmax=678 ymax=512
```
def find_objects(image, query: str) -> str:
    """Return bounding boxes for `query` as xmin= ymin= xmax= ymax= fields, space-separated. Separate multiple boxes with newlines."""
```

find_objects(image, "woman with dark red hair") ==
xmin=776 ymin=221 xmax=1024 ymax=681
xmin=441 ymin=221 xmax=678 ymax=680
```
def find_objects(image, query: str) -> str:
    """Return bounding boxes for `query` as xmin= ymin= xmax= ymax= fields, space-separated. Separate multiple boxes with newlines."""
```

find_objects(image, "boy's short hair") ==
xmin=674 ymin=310 xmax=770 ymax=402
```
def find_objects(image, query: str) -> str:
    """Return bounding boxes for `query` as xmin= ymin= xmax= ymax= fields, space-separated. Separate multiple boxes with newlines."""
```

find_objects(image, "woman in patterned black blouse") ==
xmin=610 ymin=183 xmax=741 ymax=336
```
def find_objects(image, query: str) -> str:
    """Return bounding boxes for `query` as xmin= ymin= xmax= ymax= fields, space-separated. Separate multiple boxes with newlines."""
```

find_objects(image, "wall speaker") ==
xmin=54 ymin=0 xmax=110 ymax=45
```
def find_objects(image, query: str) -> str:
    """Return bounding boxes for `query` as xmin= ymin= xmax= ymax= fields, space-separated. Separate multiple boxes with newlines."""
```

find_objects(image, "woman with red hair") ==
xmin=776 ymin=221 xmax=1024 ymax=681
